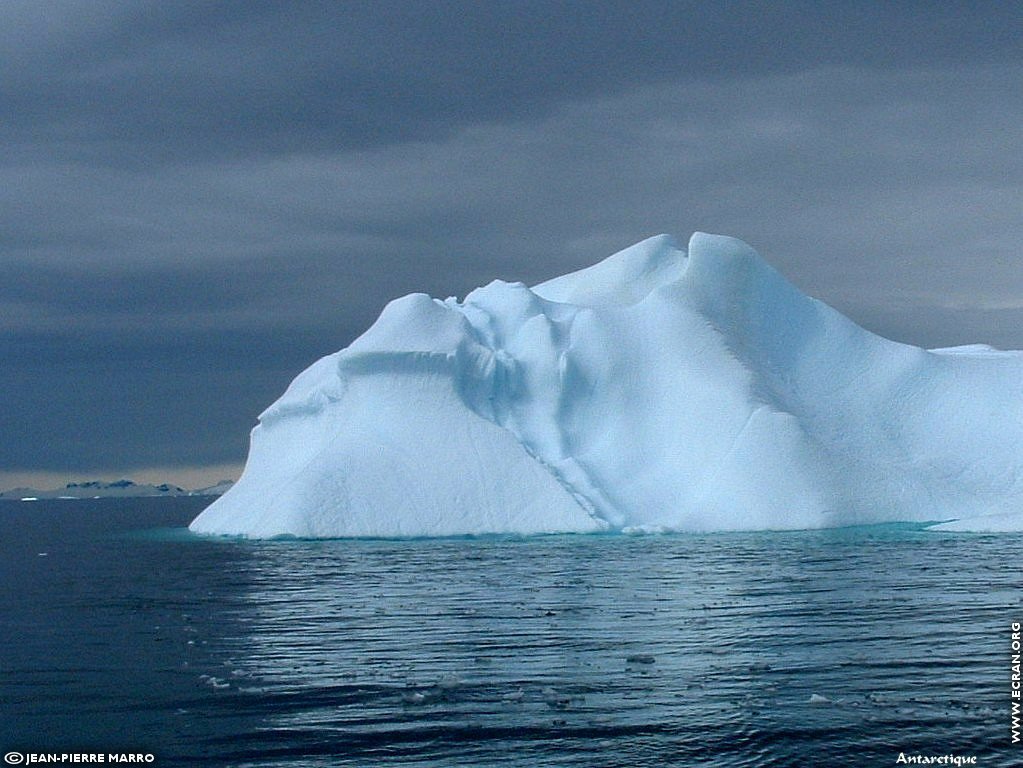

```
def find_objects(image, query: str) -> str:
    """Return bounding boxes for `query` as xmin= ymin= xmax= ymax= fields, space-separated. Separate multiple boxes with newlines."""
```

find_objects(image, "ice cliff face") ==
xmin=190 ymin=233 xmax=1023 ymax=537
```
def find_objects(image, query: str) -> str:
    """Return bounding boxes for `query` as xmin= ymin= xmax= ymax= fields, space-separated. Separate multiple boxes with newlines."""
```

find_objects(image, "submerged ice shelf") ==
xmin=190 ymin=233 xmax=1023 ymax=537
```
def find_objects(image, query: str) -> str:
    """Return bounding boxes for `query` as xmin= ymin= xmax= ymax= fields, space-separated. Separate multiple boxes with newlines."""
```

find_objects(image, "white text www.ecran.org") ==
xmin=1012 ymin=621 xmax=1020 ymax=745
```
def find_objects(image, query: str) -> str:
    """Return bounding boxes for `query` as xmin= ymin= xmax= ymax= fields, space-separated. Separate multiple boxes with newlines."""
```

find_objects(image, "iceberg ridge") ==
xmin=190 ymin=233 xmax=1023 ymax=537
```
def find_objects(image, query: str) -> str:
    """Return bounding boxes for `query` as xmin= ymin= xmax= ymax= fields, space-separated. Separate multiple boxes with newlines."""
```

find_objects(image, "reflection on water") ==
xmin=1 ymin=500 xmax=1020 ymax=767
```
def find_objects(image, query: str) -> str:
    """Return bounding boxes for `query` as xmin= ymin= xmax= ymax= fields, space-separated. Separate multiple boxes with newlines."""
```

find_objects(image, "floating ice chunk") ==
xmin=543 ymin=687 xmax=572 ymax=709
xmin=191 ymin=233 xmax=1023 ymax=538
xmin=437 ymin=675 xmax=464 ymax=690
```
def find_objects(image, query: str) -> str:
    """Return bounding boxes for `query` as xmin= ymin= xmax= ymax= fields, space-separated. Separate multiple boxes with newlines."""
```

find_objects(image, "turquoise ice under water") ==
xmin=3 ymin=497 xmax=1021 ymax=766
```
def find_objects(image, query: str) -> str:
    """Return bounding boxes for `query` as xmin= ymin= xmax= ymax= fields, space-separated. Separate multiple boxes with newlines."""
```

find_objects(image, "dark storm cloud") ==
xmin=4 ymin=1 xmax=1019 ymax=163
xmin=1 ymin=1 xmax=1021 ymax=481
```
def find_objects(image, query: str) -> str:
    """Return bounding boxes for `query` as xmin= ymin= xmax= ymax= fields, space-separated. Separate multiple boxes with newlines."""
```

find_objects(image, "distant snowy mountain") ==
xmin=190 ymin=233 xmax=1023 ymax=537
xmin=191 ymin=480 xmax=237 ymax=497
xmin=1 ymin=479 xmax=234 ymax=500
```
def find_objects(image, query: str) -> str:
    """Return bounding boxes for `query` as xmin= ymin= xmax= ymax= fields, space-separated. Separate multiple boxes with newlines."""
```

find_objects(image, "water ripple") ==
xmin=1 ymin=501 xmax=1020 ymax=767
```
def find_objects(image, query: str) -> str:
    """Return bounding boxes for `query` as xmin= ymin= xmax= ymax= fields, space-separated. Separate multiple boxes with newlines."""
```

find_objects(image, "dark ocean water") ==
xmin=1 ymin=498 xmax=1020 ymax=767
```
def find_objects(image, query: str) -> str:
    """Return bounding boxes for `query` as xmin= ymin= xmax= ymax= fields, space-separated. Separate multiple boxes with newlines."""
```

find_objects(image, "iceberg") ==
xmin=190 ymin=233 xmax=1023 ymax=537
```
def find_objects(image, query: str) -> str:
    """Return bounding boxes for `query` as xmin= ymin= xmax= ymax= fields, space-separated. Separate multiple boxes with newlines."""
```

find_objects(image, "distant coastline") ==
xmin=0 ymin=478 xmax=234 ymax=501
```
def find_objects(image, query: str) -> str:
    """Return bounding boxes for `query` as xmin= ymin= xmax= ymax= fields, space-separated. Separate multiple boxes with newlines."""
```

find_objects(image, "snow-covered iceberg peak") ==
xmin=533 ymin=233 xmax=685 ymax=307
xmin=190 ymin=232 xmax=1023 ymax=537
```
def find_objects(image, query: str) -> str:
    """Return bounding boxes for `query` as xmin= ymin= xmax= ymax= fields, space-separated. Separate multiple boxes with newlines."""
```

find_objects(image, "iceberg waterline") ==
xmin=190 ymin=233 xmax=1023 ymax=537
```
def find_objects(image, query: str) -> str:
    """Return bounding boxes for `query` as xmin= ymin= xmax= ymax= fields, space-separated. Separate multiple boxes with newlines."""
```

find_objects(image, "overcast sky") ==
xmin=2 ymin=1 xmax=1021 ymax=489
